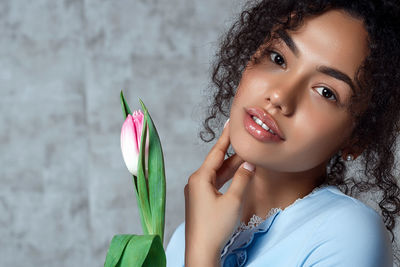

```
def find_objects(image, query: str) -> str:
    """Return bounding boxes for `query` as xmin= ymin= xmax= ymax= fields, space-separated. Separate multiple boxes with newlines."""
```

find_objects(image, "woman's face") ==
xmin=230 ymin=9 xmax=369 ymax=172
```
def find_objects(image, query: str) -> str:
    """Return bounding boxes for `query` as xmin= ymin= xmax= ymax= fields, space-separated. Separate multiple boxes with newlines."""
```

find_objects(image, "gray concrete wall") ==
xmin=1 ymin=1 xmax=398 ymax=266
xmin=0 ymin=0 xmax=243 ymax=266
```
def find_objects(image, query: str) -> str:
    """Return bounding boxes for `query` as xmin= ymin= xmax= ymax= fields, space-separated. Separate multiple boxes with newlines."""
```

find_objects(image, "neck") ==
xmin=240 ymin=163 xmax=326 ymax=225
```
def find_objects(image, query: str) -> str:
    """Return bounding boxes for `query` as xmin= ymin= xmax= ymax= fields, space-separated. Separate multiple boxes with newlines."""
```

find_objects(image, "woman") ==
xmin=167 ymin=1 xmax=399 ymax=266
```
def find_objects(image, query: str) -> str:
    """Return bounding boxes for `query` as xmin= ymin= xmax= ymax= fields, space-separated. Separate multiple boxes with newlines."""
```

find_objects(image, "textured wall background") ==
xmin=0 ymin=0 xmax=244 ymax=266
xmin=1 ymin=0 xmax=398 ymax=266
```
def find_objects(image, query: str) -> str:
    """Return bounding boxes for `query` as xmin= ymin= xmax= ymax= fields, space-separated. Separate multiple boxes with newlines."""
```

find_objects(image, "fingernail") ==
xmin=243 ymin=162 xmax=255 ymax=172
xmin=224 ymin=118 xmax=230 ymax=128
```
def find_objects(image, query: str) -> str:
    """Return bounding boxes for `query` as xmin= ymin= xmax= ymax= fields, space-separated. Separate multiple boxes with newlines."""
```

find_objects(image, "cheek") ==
xmin=285 ymin=111 xmax=351 ymax=170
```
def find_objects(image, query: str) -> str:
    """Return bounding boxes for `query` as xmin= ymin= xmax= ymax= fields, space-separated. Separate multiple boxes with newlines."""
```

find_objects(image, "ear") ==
xmin=340 ymin=137 xmax=364 ymax=161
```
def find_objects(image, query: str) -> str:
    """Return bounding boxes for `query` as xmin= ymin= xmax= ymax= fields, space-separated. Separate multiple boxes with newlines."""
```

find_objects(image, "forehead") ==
xmin=285 ymin=9 xmax=369 ymax=77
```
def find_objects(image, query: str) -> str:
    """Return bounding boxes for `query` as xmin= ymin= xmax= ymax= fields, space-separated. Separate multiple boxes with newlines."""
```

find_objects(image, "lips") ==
xmin=244 ymin=107 xmax=285 ymax=140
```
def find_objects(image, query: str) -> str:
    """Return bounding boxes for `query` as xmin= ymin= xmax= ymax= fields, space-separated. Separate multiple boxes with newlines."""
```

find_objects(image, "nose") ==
xmin=265 ymin=75 xmax=302 ymax=116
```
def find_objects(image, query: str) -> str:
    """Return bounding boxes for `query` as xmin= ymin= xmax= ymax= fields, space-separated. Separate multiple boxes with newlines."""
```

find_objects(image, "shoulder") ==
xmin=301 ymin=187 xmax=393 ymax=267
xmin=324 ymin=187 xmax=384 ymax=232
xmin=165 ymin=221 xmax=185 ymax=267
xmin=323 ymin=187 xmax=389 ymax=238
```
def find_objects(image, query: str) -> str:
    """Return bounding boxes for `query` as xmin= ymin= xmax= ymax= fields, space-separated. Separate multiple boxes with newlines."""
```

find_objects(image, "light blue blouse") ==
xmin=165 ymin=185 xmax=393 ymax=266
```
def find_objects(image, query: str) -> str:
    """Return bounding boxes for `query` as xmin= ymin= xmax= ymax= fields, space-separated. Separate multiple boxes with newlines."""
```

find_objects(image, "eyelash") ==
xmin=267 ymin=50 xmax=338 ymax=103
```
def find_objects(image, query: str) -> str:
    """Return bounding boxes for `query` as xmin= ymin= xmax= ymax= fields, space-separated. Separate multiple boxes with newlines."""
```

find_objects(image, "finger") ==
xmin=215 ymin=153 xmax=244 ymax=190
xmin=201 ymin=119 xmax=231 ymax=174
xmin=226 ymin=162 xmax=255 ymax=201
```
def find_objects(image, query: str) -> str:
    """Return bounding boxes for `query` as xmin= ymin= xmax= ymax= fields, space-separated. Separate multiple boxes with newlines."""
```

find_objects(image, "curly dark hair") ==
xmin=199 ymin=0 xmax=400 ymax=263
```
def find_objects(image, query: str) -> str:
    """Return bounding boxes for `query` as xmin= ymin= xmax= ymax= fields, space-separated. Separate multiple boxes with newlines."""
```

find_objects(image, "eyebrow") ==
xmin=275 ymin=29 xmax=356 ymax=93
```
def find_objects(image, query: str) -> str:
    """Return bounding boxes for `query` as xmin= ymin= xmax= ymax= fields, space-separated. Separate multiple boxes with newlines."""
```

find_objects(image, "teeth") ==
xmin=252 ymin=116 xmax=276 ymax=135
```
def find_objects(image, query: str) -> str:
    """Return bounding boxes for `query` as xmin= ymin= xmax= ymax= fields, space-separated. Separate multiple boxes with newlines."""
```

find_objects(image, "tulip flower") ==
xmin=105 ymin=91 xmax=166 ymax=267
xmin=120 ymin=111 xmax=149 ymax=177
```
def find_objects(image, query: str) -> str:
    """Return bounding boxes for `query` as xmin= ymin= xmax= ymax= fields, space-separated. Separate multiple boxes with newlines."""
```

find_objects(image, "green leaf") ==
xmin=104 ymin=235 xmax=133 ymax=267
xmin=138 ymin=99 xmax=166 ymax=245
xmin=137 ymin=115 xmax=152 ymax=234
xmin=120 ymin=90 xmax=132 ymax=119
xmin=132 ymin=172 xmax=151 ymax=235
xmin=104 ymin=234 xmax=166 ymax=267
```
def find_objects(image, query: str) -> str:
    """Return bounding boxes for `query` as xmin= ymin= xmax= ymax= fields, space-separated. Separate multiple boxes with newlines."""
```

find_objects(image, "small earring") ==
xmin=346 ymin=154 xmax=354 ymax=161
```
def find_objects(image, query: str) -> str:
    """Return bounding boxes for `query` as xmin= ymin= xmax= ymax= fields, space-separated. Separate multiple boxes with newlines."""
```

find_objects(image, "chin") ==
xmin=230 ymin=133 xmax=262 ymax=165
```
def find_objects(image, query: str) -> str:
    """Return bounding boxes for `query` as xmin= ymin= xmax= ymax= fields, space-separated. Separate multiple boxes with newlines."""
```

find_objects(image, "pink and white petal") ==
xmin=121 ymin=114 xmax=140 ymax=176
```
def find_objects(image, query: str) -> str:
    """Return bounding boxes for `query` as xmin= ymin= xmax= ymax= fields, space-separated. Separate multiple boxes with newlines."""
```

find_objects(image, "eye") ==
xmin=315 ymin=86 xmax=337 ymax=102
xmin=266 ymin=49 xmax=338 ymax=103
xmin=269 ymin=51 xmax=286 ymax=68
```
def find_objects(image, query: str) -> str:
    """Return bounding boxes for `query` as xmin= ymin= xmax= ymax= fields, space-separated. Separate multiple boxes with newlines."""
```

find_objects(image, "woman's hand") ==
xmin=184 ymin=119 xmax=256 ymax=266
